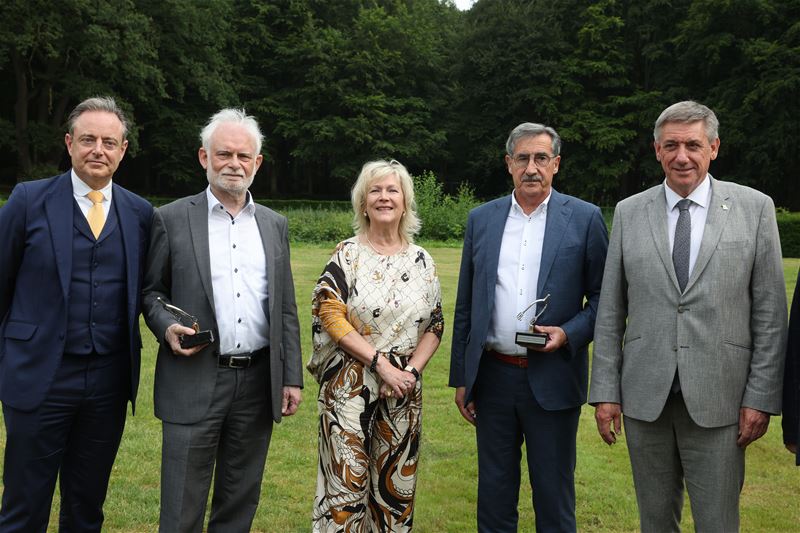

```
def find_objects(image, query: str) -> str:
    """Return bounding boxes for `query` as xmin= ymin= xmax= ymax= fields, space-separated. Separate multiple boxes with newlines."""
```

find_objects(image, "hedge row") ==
xmin=777 ymin=212 xmax=800 ymax=258
xmin=2 ymin=197 xmax=800 ymax=257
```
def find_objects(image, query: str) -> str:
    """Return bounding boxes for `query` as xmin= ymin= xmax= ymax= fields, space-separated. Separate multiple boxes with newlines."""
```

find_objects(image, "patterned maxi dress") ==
xmin=308 ymin=238 xmax=444 ymax=532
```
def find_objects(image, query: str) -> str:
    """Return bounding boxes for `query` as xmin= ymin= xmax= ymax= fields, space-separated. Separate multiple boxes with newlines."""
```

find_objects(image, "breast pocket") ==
xmin=717 ymin=240 xmax=749 ymax=250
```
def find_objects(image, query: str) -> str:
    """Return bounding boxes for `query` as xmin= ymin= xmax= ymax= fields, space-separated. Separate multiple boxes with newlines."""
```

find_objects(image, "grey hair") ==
xmin=654 ymin=101 xmax=719 ymax=143
xmin=67 ymin=96 xmax=129 ymax=138
xmin=200 ymin=108 xmax=263 ymax=155
xmin=505 ymin=122 xmax=562 ymax=156
xmin=351 ymin=159 xmax=421 ymax=243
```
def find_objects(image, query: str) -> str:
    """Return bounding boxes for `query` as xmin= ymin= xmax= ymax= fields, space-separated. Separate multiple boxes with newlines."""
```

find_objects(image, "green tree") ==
xmin=0 ymin=0 xmax=164 ymax=181
xmin=132 ymin=0 xmax=239 ymax=193
xmin=556 ymin=0 xmax=636 ymax=205
xmin=448 ymin=0 xmax=580 ymax=198
xmin=238 ymin=0 xmax=459 ymax=197
xmin=669 ymin=0 xmax=800 ymax=206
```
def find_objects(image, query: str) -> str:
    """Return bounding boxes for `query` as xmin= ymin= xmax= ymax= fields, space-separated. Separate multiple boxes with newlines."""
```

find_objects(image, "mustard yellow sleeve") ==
xmin=318 ymin=297 xmax=355 ymax=343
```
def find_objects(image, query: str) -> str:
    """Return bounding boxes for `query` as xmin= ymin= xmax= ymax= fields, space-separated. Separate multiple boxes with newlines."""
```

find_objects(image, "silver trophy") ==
xmin=157 ymin=297 xmax=215 ymax=348
xmin=515 ymin=294 xmax=550 ymax=348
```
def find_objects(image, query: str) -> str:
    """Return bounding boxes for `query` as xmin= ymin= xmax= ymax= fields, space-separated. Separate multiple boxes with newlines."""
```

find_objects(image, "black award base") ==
xmin=180 ymin=330 xmax=215 ymax=348
xmin=515 ymin=330 xmax=548 ymax=348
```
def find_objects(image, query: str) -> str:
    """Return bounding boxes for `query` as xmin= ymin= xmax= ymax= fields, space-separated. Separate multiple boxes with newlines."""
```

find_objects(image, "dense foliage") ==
xmin=1 ymin=0 xmax=798 ymax=208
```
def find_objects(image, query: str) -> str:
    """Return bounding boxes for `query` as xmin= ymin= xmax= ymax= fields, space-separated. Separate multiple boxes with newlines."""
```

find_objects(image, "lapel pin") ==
xmin=721 ymin=204 xmax=729 ymax=210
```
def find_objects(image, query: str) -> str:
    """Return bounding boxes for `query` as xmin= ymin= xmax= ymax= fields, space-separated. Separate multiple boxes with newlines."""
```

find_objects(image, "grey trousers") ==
xmin=159 ymin=362 xmax=273 ymax=533
xmin=624 ymin=393 xmax=744 ymax=533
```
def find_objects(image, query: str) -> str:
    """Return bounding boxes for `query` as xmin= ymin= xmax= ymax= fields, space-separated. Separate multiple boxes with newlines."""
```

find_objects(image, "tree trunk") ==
xmin=12 ymin=50 xmax=31 ymax=182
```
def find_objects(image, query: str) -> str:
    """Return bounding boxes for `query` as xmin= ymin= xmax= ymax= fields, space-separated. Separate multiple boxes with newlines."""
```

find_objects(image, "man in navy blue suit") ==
xmin=450 ymin=122 xmax=608 ymax=532
xmin=0 ymin=96 xmax=153 ymax=532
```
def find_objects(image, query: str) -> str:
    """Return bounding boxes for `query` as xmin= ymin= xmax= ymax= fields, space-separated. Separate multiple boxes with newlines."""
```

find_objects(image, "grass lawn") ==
xmin=2 ymin=247 xmax=798 ymax=532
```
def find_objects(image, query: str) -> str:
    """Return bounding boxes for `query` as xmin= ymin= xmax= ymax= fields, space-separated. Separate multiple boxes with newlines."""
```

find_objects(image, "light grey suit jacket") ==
xmin=590 ymin=178 xmax=787 ymax=427
xmin=143 ymin=191 xmax=303 ymax=424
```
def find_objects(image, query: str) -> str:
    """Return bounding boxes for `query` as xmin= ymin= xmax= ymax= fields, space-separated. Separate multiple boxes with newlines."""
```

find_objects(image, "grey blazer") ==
xmin=590 ymin=178 xmax=787 ymax=427
xmin=142 ymin=191 xmax=303 ymax=424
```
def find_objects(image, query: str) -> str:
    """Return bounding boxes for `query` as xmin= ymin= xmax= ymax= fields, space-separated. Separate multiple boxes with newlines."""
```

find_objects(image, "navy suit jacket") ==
xmin=450 ymin=189 xmax=608 ymax=409
xmin=783 ymin=269 xmax=800 ymax=465
xmin=0 ymin=171 xmax=153 ymax=412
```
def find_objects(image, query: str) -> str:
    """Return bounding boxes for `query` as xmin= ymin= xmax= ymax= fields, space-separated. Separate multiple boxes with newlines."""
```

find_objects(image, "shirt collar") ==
xmin=511 ymin=190 xmax=550 ymax=216
xmin=206 ymin=186 xmax=255 ymax=216
xmin=664 ymin=174 xmax=711 ymax=211
xmin=71 ymin=169 xmax=113 ymax=200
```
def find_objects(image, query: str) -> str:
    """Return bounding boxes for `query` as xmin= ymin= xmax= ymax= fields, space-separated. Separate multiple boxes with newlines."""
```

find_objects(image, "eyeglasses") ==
xmin=511 ymin=153 xmax=556 ymax=169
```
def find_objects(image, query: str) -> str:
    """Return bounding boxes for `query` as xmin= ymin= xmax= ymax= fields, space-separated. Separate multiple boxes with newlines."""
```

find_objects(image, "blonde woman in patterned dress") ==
xmin=308 ymin=160 xmax=444 ymax=532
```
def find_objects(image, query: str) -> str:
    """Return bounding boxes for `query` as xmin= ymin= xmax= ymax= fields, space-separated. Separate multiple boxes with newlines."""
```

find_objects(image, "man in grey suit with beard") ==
xmin=143 ymin=108 xmax=303 ymax=532
xmin=590 ymin=101 xmax=787 ymax=532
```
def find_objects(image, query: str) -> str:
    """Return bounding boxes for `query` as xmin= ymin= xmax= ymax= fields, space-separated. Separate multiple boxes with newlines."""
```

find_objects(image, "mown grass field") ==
xmin=1 ymin=247 xmax=798 ymax=532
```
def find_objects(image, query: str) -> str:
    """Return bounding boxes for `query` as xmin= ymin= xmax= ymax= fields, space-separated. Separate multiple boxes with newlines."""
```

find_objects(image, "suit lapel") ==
xmin=484 ymin=196 xmax=511 ymax=302
xmin=687 ymin=178 xmax=730 ymax=291
xmin=188 ymin=192 xmax=216 ymax=313
xmin=538 ymin=189 xmax=572 ymax=297
xmin=254 ymin=206 xmax=278 ymax=318
xmin=646 ymin=186 xmax=680 ymax=291
xmin=43 ymin=173 xmax=75 ymax=298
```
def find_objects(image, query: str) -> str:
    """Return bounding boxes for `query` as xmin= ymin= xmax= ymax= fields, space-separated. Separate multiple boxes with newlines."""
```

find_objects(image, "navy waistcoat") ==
xmin=64 ymin=200 xmax=128 ymax=354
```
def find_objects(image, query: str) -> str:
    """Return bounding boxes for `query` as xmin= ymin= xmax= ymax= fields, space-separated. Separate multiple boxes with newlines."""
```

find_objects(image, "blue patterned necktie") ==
xmin=672 ymin=198 xmax=692 ymax=292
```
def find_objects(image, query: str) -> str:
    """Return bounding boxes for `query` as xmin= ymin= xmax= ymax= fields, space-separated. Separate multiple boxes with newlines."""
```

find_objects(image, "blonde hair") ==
xmin=351 ymin=159 xmax=421 ymax=243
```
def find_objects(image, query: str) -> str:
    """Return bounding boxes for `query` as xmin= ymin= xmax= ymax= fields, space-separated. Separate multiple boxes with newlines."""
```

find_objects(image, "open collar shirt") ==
xmin=486 ymin=191 xmax=550 ymax=355
xmin=206 ymin=187 xmax=269 ymax=355
xmin=71 ymin=170 xmax=113 ymax=218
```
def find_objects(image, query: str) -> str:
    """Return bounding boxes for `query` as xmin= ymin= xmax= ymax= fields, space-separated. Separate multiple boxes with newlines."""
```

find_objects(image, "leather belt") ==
xmin=487 ymin=349 xmax=528 ymax=368
xmin=218 ymin=347 xmax=268 ymax=369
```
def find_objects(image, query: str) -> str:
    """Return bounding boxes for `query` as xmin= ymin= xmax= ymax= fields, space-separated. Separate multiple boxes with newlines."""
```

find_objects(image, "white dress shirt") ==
xmin=665 ymin=174 xmax=711 ymax=277
xmin=71 ymin=170 xmax=112 ymax=219
xmin=486 ymin=192 xmax=550 ymax=355
xmin=206 ymin=187 xmax=269 ymax=355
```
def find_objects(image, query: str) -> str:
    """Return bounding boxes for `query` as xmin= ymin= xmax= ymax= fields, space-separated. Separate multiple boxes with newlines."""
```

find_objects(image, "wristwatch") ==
xmin=404 ymin=364 xmax=420 ymax=380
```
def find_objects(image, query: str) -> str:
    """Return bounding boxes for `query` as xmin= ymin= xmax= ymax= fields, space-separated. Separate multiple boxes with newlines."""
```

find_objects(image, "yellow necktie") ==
xmin=86 ymin=190 xmax=106 ymax=239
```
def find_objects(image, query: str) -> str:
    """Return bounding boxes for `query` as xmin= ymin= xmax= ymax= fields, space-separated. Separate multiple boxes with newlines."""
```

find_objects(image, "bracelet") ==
xmin=404 ymin=364 xmax=420 ymax=380
xmin=369 ymin=351 xmax=380 ymax=372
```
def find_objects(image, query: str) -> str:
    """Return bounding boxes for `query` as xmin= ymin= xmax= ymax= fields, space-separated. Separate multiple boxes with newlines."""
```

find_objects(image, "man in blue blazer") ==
xmin=0 ymin=97 xmax=153 ymax=532
xmin=450 ymin=122 xmax=608 ymax=532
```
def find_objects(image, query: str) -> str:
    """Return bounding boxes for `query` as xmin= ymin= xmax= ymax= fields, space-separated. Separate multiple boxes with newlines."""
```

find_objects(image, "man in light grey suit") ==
xmin=143 ymin=108 xmax=303 ymax=532
xmin=590 ymin=101 xmax=787 ymax=532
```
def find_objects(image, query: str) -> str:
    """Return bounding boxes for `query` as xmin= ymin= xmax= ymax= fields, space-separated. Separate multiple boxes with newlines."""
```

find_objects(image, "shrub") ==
xmin=777 ymin=211 xmax=800 ymax=258
xmin=273 ymin=171 xmax=481 ymax=244
xmin=282 ymin=208 xmax=352 ymax=243
xmin=414 ymin=171 xmax=480 ymax=241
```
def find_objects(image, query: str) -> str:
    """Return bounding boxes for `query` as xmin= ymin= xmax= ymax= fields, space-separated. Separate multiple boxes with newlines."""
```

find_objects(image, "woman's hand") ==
xmin=380 ymin=370 xmax=417 ymax=399
xmin=375 ymin=357 xmax=412 ymax=398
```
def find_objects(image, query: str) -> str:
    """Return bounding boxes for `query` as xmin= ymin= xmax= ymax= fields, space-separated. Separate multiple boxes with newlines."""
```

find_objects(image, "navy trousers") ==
xmin=474 ymin=355 xmax=580 ymax=533
xmin=0 ymin=352 xmax=129 ymax=533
